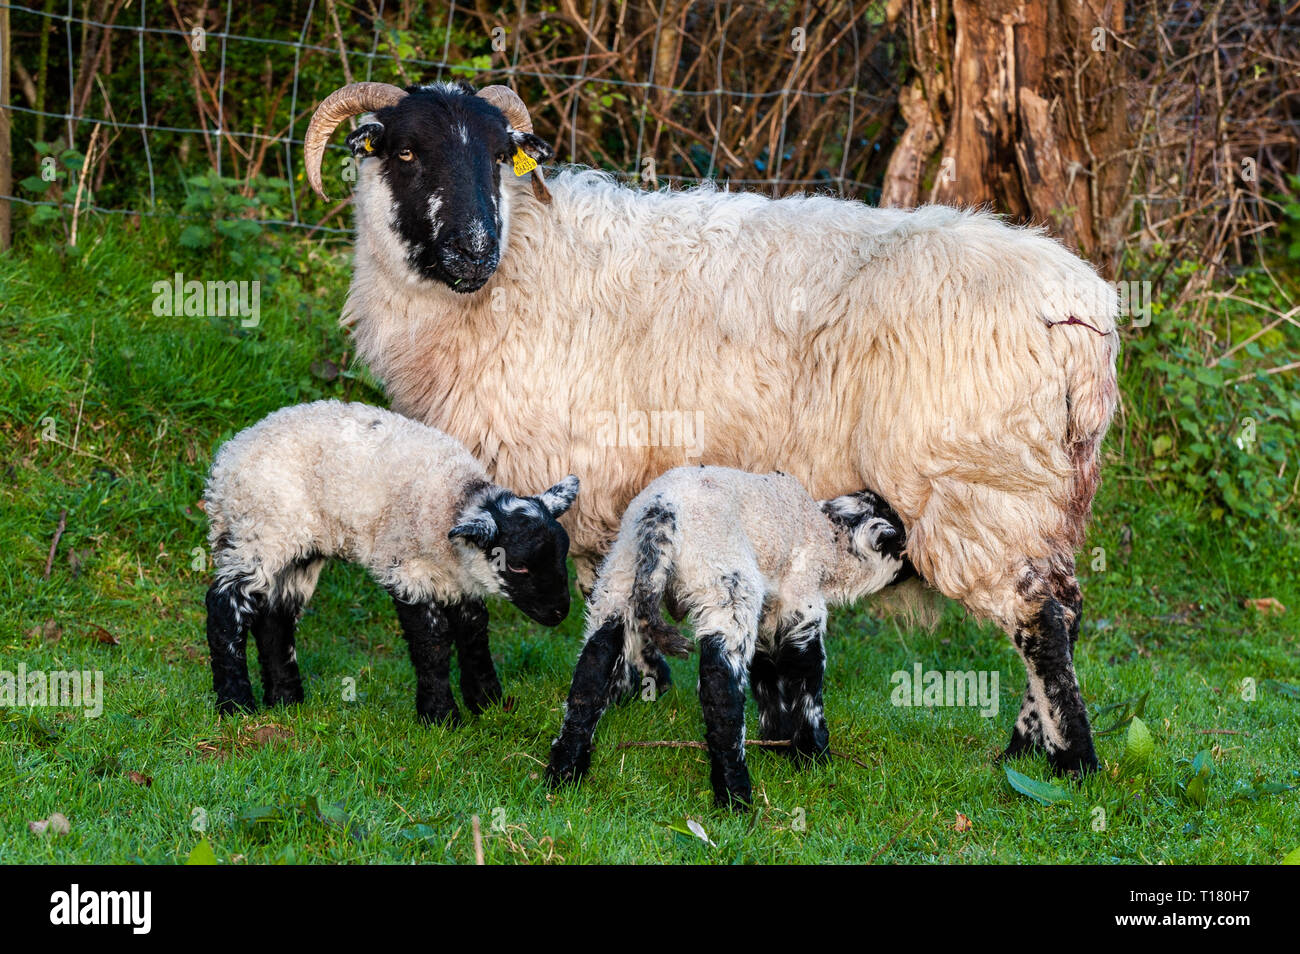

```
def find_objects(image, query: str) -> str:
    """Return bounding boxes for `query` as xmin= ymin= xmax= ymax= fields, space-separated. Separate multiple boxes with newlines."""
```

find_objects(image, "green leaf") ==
xmin=1121 ymin=716 xmax=1155 ymax=771
xmin=1094 ymin=691 xmax=1150 ymax=736
xmin=186 ymin=839 xmax=218 ymax=865
xmin=1282 ymin=846 xmax=1300 ymax=865
xmin=1152 ymin=434 xmax=1172 ymax=458
xmin=1264 ymin=680 xmax=1300 ymax=699
xmin=1003 ymin=766 xmax=1072 ymax=806
xmin=179 ymin=224 xmax=212 ymax=249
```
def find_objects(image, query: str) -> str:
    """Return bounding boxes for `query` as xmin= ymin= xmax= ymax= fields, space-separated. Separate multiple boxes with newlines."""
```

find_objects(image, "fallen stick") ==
xmin=613 ymin=738 xmax=870 ymax=769
xmin=471 ymin=813 xmax=484 ymax=866
xmin=43 ymin=508 xmax=67 ymax=579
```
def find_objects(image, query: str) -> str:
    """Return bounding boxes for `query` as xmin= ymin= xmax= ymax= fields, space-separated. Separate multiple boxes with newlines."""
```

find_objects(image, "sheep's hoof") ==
xmin=1046 ymin=743 xmax=1100 ymax=778
xmin=263 ymin=686 xmax=304 ymax=709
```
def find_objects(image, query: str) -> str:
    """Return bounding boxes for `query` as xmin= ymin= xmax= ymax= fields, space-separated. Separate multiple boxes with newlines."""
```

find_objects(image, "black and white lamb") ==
xmin=202 ymin=400 xmax=579 ymax=725
xmin=546 ymin=465 xmax=910 ymax=809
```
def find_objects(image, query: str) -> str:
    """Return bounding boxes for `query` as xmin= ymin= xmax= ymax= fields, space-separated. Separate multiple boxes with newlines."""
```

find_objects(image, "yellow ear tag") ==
xmin=363 ymin=136 xmax=374 ymax=153
xmin=512 ymin=148 xmax=538 ymax=177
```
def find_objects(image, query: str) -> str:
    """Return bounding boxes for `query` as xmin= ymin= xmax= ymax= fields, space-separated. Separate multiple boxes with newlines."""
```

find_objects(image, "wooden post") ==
xmin=1 ymin=2 xmax=13 ymax=251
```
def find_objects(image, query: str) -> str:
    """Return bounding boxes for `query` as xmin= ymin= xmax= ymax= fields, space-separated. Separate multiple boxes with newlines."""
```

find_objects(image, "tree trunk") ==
xmin=889 ymin=0 xmax=1130 ymax=273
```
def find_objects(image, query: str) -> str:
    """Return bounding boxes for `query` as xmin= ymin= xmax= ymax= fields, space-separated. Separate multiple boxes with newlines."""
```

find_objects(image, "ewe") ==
xmin=303 ymin=81 xmax=1119 ymax=774
xmin=203 ymin=400 xmax=578 ymax=725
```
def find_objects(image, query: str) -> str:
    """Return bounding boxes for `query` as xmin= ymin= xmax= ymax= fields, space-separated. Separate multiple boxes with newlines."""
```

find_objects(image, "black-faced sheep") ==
xmin=202 ymin=400 xmax=579 ymax=725
xmin=545 ymin=466 xmax=910 ymax=809
xmin=304 ymin=81 xmax=1119 ymax=775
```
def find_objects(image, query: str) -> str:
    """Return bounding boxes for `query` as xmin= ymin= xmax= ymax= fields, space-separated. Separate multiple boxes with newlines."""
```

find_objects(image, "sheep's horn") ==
xmin=477 ymin=85 xmax=552 ymax=205
xmin=304 ymin=81 xmax=407 ymax=200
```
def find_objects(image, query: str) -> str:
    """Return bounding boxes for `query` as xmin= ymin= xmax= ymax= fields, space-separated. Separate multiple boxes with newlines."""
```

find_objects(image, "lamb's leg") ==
xmin=251 ymin=600 xmax=304 ymax=708
xmin=698 ymin=632 xmax=753 ymax=809
xmin=391 ymin=594 xmax=460 ymax=726
xmin=206 ymin=580 xmax=258 ymax=715
xmin=446 ymin=598 xmax=502 ymax=714
xmin=546 ymin=617 xmax=628 ymax=786
xmin=773 ymin=611 xmax=830 ymax=762
xmin=1002 ymin=687 xmax=1045 ymax=759
xmin=1005 ymin=568 xmax=1097 ymax=775
xmin=750 ymin=638 xmax=790 ymax=743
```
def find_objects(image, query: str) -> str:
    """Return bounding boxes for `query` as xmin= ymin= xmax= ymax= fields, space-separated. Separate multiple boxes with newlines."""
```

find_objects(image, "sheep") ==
xmin=544 ymin=466 xmax=911 ymax=808
xmin=303 ymin=81 xmax=1120 ymax=775
xmin=202 ymin=399 xmax=579 ymax=725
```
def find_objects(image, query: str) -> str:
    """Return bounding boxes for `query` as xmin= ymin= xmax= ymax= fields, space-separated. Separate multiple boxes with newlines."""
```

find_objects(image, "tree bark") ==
xmin=890 ymin=0 xmax=1130 ymax=272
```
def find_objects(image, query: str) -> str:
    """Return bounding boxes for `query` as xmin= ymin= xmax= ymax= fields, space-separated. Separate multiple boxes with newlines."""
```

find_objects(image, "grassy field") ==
xmin=1 ymin=221 xmax=1297 ymax=865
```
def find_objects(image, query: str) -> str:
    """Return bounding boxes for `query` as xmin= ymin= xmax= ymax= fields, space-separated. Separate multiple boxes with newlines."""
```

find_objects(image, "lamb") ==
xmin=545 ymin=466 xmax=911 ymax=809
xmin=303 ymin=81 xmax=1119 ymax=775
xmin=202 ymin=399 xmax=579 ymax=725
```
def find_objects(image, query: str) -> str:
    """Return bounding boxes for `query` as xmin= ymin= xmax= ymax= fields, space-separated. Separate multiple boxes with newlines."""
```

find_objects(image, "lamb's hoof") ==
xmin=463 ymin=683 xmax=505 ymax=715
xmin=712 ymin=784 xmax=753 ymax=812
xmin=789 ymin=727 xmax=831 ymax=765
xmin=263 ymin=686 xmax=304 ymax=709
xmin=216 ymin=695 xmax=256 ymax=717
xmin=545 ymin=741 xmax=592 ymax=788
xmin=417 ymin=704 xmax=463 ymax=728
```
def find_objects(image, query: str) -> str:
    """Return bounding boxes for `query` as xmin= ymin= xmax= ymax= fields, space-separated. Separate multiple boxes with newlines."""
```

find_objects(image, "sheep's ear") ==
xmin=345 ymin=122 xmax=385 ymax=159
xmin=509 ymin=129 xmax=555 ymax=163
xmin=537 ymin=475 xmax=579 ymax=517
xmin=448 ymin=511 xmax=497 ymax=547
xmin=853 ymin=517 xmax=905 ymax=560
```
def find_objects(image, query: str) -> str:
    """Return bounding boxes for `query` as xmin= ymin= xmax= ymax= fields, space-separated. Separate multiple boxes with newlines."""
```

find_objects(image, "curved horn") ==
xmin=477 ymin=85 xmax=552 ymax=205
xmin=304 ymin=82 xmax=407 ymax=199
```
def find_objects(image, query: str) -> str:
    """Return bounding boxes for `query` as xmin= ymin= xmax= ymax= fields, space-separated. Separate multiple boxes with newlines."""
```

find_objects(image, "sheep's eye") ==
xmin=507 ymin=564 xmax=529 ymax=575
xmin=396 ymin=148 xmax=415 ymax=162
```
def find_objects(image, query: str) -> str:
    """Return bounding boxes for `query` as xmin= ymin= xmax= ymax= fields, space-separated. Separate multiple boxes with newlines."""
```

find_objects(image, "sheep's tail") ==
xmin=1053 ymin=281 xmax=1122 ymax=552
xmin=628 ymin=497 xmax=693 ymax=659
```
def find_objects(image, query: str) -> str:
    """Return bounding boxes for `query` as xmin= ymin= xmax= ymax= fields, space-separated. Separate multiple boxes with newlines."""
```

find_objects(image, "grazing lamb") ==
xmin=546 ymin=466 xmax=911 ymax=809
xmin=202 ymin=400 xmax=579 ymax=725
xmin=303 ymin=81 xmax=1119 ymax=774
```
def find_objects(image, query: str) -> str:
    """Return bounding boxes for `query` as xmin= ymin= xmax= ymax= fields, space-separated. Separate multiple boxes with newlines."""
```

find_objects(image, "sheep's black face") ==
xmin=346 ymin=82 xmax=553 ymax=293
xmin=449 ymin=476 xmax=579 ymax=626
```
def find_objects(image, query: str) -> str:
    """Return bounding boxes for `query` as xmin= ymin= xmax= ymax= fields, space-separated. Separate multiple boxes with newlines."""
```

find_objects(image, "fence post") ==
xmin=0 ymin=2 xmax=12 ymax=251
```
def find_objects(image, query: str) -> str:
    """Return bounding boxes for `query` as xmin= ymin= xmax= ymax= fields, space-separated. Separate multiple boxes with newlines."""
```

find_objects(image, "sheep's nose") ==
xmin=450 ymin=233 xmax=494 ymax=265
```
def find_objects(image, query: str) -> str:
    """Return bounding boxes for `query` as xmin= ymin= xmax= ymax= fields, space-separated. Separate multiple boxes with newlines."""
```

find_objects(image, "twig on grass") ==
xmin=43 ymin=509 xmax=67 ymax=579
xmin=471 ymin=814 xmax=485 ymax=865
xmin=613 ymin=738 xmax=870 ymax=769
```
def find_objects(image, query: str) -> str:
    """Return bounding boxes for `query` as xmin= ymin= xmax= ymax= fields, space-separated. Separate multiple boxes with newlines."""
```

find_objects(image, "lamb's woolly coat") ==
xmin=588 ymin=466 xmax=906 ymax=653
xmin=204 ymin=400 xmax=495 ymax=605
xmin=345 ymin=167 xmax=1118 ymax=632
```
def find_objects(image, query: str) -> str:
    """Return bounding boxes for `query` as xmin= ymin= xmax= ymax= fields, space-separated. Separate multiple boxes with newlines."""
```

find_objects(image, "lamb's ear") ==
xmin=448 ymin=510 xmax=497 ymax=547
xmin=853 ymin=517 xmax=905 ymax=559
xmin=537 ymin=475 xmax=579 ymax=517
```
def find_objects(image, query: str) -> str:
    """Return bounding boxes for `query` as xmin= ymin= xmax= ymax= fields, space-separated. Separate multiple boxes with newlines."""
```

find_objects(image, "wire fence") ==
xmin=1 ymin=0 xmax=1297 ymax=258
xmin=1 ymin=0 xmax=903 ymax=238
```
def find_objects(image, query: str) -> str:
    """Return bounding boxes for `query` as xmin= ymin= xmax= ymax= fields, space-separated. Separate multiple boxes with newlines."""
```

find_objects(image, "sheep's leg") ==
xmin=1002 ymin=687 xmax=1045 ymax=758
xmin=698 ymin=632 xmax=753 ymax=809
xmin=251 ymin=601 xmax=304 ymax=708
xmin=1006 ymin=571 xmax=1097 ymax=776
xmin=391 ymin=594 xmax=460 ymax=726
xmin=205 ymin=579 xmax=258 ymax=715
xmin=446 ymin=598 xmax=503 ymax=714
xmin=546 ymin=617 xmax=627 ymax=786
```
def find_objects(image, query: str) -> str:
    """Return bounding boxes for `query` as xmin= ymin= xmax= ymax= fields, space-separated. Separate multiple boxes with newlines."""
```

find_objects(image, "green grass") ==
xmin=1 ymin=220 xmax=1297 ymax=865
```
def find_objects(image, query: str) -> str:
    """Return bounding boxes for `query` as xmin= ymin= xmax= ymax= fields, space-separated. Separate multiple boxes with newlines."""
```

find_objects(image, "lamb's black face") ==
xmin=345 ymin=82 xmax=554 ymax=293
xmin=487 ymin=499 xmax=573 ymax=625
xmin=448 ymin=476 xmax=579 ymax=626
